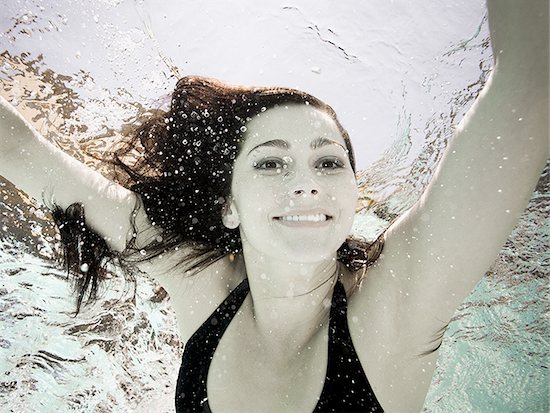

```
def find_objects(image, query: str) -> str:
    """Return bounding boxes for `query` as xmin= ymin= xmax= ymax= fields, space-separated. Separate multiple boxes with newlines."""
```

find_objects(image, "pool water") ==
xmin=1 ymin=1 xmax=547 ymax=411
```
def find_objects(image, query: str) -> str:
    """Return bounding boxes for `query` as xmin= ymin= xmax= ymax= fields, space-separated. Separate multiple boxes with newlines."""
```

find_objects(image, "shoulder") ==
xmin=346 ymin=226 xmax=447 ymax=354
xmin=138 ymin=250 xmax=246 ymax=344
xmin=345 ymin=255 xmax=439 ymax=412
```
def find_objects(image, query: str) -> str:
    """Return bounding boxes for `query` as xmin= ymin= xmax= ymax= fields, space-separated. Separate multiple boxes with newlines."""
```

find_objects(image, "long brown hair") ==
xmin=53 ymin=75 xmax=384 ymax=313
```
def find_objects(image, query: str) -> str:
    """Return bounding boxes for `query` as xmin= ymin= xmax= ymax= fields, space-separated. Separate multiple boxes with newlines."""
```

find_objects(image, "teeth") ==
xmin=279 ymin=214 xmax=328 ymax=222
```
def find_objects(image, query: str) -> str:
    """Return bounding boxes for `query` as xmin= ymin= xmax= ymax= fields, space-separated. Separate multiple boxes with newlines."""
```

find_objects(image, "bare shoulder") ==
xmin=347 ymin=227 xmax=451 ymax=354
xmin=137 ymin=249 xmax=247 ymax=344
xmin=346 ymin=254 xmax=402 ymax=354
xmin=346 ymin=254 xmax=439 ymax=412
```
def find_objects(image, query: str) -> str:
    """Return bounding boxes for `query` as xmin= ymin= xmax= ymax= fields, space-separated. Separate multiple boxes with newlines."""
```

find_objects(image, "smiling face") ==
xmin=226 ymin=103 xmax=359 ymax=263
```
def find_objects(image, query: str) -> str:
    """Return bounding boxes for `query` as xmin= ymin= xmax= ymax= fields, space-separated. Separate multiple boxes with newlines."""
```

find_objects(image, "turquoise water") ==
xmin=1 ymin=168 xmax=547 ymax=412
xmin=353 ymin=163 xmax=549 ymax=412
xmin=1 ymin=1 xmax=548 ymax=411
xmin=424 ymin=173 xmax=549 ymax=412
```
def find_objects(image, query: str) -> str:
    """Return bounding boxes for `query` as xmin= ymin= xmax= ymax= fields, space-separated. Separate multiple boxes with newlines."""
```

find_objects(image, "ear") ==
xmin=221 ymin=196 xmax=240 ymax=229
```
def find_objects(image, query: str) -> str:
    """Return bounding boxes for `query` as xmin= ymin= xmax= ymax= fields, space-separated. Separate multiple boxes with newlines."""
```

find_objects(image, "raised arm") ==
xmin=363 ymin=0 xmax=548 ymax=345
xmin=0 ymin=95 xmax=152 ymax=252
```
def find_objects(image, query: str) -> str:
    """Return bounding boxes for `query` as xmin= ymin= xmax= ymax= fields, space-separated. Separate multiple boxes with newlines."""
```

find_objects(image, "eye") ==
xmin=253 ymin=158 xmax=286 ymax=170
xmin=316 ymin=157 xmax=345 ymax=169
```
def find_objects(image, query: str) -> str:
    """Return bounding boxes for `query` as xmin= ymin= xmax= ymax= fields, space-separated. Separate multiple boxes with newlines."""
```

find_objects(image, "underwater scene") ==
xmin=0 ymin=0 xmax=547 ymax=411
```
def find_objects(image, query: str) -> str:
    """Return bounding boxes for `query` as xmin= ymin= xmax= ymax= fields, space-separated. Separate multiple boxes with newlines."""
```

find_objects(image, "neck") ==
xmin=240 ymin=239 xmax=345 ymax=352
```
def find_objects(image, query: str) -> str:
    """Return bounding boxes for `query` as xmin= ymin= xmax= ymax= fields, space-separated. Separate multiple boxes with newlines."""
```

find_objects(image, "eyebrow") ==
xmin=247 ymin=137 xmax=346 ymax=156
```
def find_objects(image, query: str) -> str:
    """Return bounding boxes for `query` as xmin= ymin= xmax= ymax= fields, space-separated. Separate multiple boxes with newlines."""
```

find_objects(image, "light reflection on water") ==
xmin=0 ymin=1 xmax=548 ymax=412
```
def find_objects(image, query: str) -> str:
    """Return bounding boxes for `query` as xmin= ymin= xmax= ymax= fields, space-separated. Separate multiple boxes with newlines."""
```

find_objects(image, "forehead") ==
xmin=241 ymin=104 xmax=345 ymax=149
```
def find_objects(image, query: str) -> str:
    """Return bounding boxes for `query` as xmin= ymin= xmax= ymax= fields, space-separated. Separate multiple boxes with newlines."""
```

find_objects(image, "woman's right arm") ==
xmin=0 ymin=95 xmax=155 ymax=252
xmin=1 ymin=96 xmax=247 ymax=338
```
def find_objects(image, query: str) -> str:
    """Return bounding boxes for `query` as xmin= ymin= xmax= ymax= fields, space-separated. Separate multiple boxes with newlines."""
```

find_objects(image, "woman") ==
xmin=0 ymin=0 xmax=547 ymax=411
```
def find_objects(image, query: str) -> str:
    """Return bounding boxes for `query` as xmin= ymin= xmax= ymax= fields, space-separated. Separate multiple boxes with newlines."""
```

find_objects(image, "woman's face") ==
xmin=228 ymin=103 xmax=359 ymax=263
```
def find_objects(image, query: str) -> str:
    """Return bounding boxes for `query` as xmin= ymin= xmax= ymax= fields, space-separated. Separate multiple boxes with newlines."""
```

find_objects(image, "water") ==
xmin=1 ymin=0 xmax=548 ymax=411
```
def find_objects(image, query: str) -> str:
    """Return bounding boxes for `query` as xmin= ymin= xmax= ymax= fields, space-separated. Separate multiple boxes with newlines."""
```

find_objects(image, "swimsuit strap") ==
xmin=176 ymin=277 xmax=383 ymax=412
xmin=175 ymin=277 xmax=250 ymax=412
xmin=313 ymin=279 xmax=384 ymax=412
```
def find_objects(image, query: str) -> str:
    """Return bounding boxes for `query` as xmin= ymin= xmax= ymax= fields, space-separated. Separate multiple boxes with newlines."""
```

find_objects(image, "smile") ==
xmin=274 ymin=214 xmax=331 ymax=222
xmin=272 ymin=211 xmax=333 ymax=227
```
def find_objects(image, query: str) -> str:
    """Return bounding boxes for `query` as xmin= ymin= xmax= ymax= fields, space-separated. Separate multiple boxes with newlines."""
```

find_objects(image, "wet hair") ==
xmin=52 ymin=75 xmax=384 ymax=313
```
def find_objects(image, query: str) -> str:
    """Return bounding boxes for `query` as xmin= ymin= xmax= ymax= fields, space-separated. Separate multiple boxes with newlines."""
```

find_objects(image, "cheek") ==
xmin=233 ymin=177 xmax=279 ymax=219
xmin=346 ymin=178 xmax=359 ymax=203
xmin=335 ymin=177 xmax=359 ymax=217
xmin=329 ymin=174 xmax=358 ymax=197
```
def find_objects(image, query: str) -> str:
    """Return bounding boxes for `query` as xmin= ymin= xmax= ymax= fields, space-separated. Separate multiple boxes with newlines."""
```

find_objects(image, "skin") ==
xmin=230 ymin=104 xmax=358 ymax=265
xmin=189 ymin=105 xmax=363 ymax=412
xmin=0 ymin=1 xmax=547 ymax=411
xmin=226 ymin=104 xmax=358 ymax=344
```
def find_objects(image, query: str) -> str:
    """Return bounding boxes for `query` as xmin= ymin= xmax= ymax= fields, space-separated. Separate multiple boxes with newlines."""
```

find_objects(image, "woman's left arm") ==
xmin=373 ymin=0 xmax=548 ymax=338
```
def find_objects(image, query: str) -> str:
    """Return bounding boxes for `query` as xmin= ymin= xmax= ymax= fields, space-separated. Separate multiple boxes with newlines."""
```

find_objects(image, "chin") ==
xmin=240 ymin=228 xmax=347 ymax=263
xmin=273 ymin=243 xmax=341 ymax=263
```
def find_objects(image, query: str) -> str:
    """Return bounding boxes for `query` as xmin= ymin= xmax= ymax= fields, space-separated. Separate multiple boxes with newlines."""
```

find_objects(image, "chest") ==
xmin=206 ymin=297 xmax=330 ymax=413
xmin=174 ymin=271 xmax=417 ymax=413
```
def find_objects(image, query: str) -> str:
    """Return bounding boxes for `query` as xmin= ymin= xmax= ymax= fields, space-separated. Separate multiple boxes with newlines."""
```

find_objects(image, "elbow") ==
xmin=50 ymin=202 xmax=121 ymax=314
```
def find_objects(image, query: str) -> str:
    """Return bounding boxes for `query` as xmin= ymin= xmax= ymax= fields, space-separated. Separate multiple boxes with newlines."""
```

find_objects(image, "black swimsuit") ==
xmin=175 ymin=278 xmax=384 ymax=412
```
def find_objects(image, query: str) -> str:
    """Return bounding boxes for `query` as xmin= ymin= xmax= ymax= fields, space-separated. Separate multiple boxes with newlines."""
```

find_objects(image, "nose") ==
xmin=287 ymin=172 xmax=320 ymax=198
xmin=292 ymin=188 xmax=318 ymax=196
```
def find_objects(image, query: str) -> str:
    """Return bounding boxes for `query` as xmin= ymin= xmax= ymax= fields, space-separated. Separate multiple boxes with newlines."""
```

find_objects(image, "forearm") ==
xmin=387 ymin=1 xmax=549 ymax=330
xmin=2 ymin=96 xmax=85 ymax=206
xmin=0 ymin=95 xmax=39 ymax=159
xmin=490 ymin=0 xmax=550 ymax=159
xmin=487 ymin=0 xmax=548 ymax=81
xmin=0 ymin=96 xmax=137 ymax=252
xmin=485 ymin=0 xmax=549 ymax=155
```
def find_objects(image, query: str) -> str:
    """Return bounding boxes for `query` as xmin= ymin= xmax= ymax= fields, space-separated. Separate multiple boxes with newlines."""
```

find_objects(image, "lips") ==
xmin=275 ymin=214 xmax=331 ymax=222
xmin=273 ymin=209 xmax=333 ymax=222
